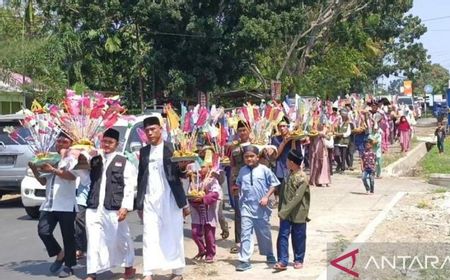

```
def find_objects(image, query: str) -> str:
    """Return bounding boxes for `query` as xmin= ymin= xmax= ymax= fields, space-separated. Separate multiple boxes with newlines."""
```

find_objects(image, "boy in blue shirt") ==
xmin=234 ymin=145 xmax=280 ymax=271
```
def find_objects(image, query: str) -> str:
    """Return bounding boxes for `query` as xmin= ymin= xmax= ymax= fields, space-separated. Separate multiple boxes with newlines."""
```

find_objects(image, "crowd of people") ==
xmin=31 ymin=95 xmax=419 ymax=279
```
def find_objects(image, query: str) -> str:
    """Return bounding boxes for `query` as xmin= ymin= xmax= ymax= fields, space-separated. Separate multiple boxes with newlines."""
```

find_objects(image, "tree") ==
xmin=413 ymin=63 xmax=450 ymax=97
xmin=0 ymin=3 xmax=67 ymax=102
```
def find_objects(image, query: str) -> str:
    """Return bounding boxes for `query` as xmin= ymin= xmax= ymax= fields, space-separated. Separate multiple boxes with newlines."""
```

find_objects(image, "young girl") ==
xmin=398 ymin=116 xmax=412 ymax=153
xmin=188 ymin=161 xmax=222 ymax=263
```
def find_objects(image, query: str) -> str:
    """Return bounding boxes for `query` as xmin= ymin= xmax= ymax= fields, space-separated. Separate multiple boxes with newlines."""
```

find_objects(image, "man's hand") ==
xmin=183 ymin=207 xmax=191 ymax=218
xmin=259 ymin=196 xmax=269 ymax=207
xmin=40 ymin=163 xmax=55 ymax=173
xmin=178 ymin=160 xmax=192 ymax=171
xmin=231 ymin=185 xmax=239 ymax=196
xmin=28 ymin=162 xmax=37 ymax=170
xmin=117 ymin=208 xmax=128 ymax=222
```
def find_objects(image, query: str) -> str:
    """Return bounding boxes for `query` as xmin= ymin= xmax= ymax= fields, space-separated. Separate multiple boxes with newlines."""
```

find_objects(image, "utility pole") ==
xmin=136 ymin=23 xmax=144 ymax=114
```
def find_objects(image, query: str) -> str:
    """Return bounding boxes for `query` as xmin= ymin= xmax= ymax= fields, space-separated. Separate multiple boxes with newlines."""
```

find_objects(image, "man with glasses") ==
xmin=84 ymin=128 xmax=136 ymax=280
xmin=29 ymin=132 xmax=89 ymax=278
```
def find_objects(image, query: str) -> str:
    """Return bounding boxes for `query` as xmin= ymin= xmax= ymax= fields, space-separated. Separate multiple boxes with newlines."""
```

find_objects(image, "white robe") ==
xmin=86 ymin=152 xmax=136 ymax=274
xmin=143 ymin=142 xmax=185 ymax=276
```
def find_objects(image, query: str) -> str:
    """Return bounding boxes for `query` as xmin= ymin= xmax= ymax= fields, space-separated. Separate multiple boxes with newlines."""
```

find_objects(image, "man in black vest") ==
xmin=85 ymin=128 xmax=136 ymax=280
xmin=136 ymin=116 xmax=189 ymax=280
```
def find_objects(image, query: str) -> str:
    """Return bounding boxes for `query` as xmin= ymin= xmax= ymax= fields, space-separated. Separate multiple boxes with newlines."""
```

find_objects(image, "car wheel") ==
xmin=25 ymin=206 xmax=40 ymax=219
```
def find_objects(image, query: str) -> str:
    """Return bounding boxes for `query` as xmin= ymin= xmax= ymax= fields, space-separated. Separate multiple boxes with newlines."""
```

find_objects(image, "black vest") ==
xmin=87 ymin=154 xmax=127 ymax=210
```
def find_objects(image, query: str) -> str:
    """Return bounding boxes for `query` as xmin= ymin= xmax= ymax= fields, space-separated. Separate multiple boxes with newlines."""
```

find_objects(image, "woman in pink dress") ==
xmin=309 ymin=124 xmax=331 ymax=187
xmin=398 ymin=116 xmax=412 ymax=153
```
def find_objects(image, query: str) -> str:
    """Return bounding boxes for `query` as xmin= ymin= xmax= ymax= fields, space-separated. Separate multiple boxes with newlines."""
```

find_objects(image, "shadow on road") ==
xmin=0 ymin=259 xmax=53 ymax=277
xmin=350 ymin=191 xmax=370 ymax=196
xmin=0 ymin=196 xmax=22 ymax=208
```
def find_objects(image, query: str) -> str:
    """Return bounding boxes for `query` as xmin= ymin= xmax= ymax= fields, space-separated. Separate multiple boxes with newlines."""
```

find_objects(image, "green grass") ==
xmin=420 ymin=139 xmax=450 ymax=175
xmin=416 ymin=200 xmax=432 ymax=209
xmin=381 ymin=140 xmax=420 ymax=168
xmin=432 ymin=187 xmax=448 ymax=194
xmin=382 ymin=153 xmax=403 ymax=167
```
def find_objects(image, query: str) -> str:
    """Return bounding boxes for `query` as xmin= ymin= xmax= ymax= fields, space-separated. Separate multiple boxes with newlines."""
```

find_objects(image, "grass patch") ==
xmin=432 ymin=188 xmax=448 ymax=194
xmin=416 ymin=200 xmax=432 ymax=209
xmin=381 ymin=140 xmax=420 ymax=168
xmin=382 ymin=153 xmax=402 ymax=167
xmin=328 ymin=234 xmax=351 ymax=261
xmin=419 ymin=139 xmax=450 ymax=175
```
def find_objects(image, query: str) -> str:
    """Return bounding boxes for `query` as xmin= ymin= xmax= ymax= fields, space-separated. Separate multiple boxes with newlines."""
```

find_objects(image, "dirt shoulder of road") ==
xmin=369 ymin=189 xmax=450 ymax=244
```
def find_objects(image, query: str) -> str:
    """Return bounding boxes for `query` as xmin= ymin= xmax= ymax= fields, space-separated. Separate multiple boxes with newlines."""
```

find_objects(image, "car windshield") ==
xmin=0 ymin=120 xmax=31 ymax=145
xmin=398 ymin=98 xmax=413 ymax=105
xmin=125 ymin=121 xmax=146 ymax=151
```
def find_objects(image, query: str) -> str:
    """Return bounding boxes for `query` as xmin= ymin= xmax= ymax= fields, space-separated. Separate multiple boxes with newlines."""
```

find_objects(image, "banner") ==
xmin=403 ymin=80 xmax=412 ymax=96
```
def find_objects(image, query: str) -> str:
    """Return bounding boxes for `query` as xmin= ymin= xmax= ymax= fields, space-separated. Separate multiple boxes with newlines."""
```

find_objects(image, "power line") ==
xmin=422 ymin=15 xmax=450 ymax=22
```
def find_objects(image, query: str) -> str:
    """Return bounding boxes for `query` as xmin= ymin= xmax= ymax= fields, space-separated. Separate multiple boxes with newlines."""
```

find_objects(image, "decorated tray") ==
xmin=171 ymin=156 xmax=198 ymax=162
xmin=187 ymin=190 xmax=205 ymax=200
xmin=220 ymin=157 xmax=230 ymax=166
xmin=30 ymin=153 xmax=61 ymax=167
xmin=308 ymin=131 xmax=319 ymax=137
xmin=352 ymin=127 xmax=366 ymax=134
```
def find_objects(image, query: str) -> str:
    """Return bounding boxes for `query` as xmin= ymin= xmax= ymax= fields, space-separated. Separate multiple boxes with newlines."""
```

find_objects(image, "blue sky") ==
xmin=411 ymin=0 xmax=450 ymax=71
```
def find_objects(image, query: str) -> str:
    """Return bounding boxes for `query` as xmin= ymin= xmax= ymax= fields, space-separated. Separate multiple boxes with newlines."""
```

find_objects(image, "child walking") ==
xmin=361 ymin=141 xmax=376 ymax=194
xmin=274 ymin=150 xmax=310 ymax=271
xmin=188 ymin=161 xmax=222 ymax=263
xmin=435 ymin=122 xmax=446 ymax=154
xmin=234 ymin=145 xmax=280 ymax=271
xmin=369 ymin=123 xmax=383 ymax=179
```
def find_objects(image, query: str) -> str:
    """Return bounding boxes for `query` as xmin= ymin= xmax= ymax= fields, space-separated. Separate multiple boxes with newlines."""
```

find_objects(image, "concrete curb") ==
xmin=428 ymin=173 xmax=450 ymax=187
xmin=316 ymin=192 xmax=406 ymax=280
xmin=382 ymin=142 xmax=427 ymax=177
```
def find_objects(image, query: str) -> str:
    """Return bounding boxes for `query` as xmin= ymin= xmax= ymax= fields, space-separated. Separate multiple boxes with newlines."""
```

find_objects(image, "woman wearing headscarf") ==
xmin=397 ymin=116 xmax=412 ymax=153
xmin=308 ymin=124 xmax=331 ymax=187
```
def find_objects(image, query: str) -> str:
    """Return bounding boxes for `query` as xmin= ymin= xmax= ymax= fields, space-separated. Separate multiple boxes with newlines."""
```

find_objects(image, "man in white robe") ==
xmin=136 ymin=116 xmax=190 ymax=280
xmin=84 ymin=128 xmax=136 ymax=280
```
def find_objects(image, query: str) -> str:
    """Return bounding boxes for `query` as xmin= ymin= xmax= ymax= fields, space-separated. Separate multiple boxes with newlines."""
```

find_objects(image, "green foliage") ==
xmin=414 ymin=63 xmax=450 ymax=97
xmin=0 ymin=0 xmax=436 ymax=108
xmin=420 ymin=140 xmax=450 ymax=175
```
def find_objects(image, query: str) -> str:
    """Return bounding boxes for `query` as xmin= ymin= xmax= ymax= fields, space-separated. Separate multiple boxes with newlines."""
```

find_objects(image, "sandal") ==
xmin=193 ymin=251 xmax=206 ymax=260
xmin=76 ymin=250 xmax=85 ymax=260
xmin=230 ymin=246 xmax=239 ymax=254
xmin=293 ymin=262 xmax=303 ymax=269
xmin=221 ymin=229 xmax=229 ymax=240
xmin=273 ymin=262 xmax=287 ymax=271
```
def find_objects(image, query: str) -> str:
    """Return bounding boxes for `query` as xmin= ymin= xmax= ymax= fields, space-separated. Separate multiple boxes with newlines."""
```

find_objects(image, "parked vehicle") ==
xmin=20 ymin=113 xmax=161 ymax=219
xmin=0 ymin=114 xmax=34 ymax=200
xmin=433 ymin=101 xmax=448 ymax=122
xmin=396 ymin=96 xmax=414 ymax=109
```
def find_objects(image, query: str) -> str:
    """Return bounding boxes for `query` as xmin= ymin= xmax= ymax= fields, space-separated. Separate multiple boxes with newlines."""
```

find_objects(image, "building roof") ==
xmin=0 ymin=72 xmax=33 ymax=93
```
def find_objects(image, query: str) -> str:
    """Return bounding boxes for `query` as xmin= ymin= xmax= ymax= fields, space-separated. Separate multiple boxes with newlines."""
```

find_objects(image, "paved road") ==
xmin=0 ymin=196 xmax=146 ymax=280
xmin=0 ymin=173 xmax=436 ymax=280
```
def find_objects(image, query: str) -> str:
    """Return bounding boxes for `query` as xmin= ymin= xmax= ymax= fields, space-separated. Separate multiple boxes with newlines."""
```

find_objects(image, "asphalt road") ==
xmin=0 ymin=196 xmax=145 ymax=280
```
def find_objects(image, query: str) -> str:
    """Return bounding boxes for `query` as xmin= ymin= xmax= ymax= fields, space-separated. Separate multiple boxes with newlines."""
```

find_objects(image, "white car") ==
xmin=21 ymin=113 xmax=160 ymax=219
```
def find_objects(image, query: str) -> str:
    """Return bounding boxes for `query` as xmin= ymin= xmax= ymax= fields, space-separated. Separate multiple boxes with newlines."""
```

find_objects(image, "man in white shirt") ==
xmin=136 ymin=116 xmax=190 ymax=280
xmin=29 ymin=132 xmax=89 ymax=278
xmin=84 ymin=128 xmax=136 ymax=280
